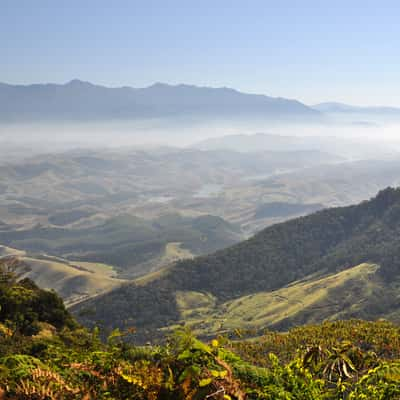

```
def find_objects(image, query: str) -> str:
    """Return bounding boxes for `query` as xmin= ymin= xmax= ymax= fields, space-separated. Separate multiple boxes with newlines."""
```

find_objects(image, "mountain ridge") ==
xmin=0 ymin=80 xmax=320 ymax=122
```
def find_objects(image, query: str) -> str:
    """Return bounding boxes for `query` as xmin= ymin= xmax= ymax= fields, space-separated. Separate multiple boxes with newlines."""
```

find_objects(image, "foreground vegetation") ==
xmin=1 ymin=259 xmax=399 ymax=399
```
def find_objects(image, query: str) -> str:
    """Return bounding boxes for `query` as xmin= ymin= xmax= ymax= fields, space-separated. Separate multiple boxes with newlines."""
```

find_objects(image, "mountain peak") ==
xmin=147 ymin=82 xmax=172 ymax=89
xmin=65 ymin=79 xmax=94 ymax=87
xmin=370 ymin=187 xmax=400 ymax=210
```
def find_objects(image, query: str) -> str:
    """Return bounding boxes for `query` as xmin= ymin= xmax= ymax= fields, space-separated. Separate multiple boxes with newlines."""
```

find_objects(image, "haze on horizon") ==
xmin=1 ymin=78 xmax=400 ymax=156
xmin=2 ymin=1 xmax=400 ymax=157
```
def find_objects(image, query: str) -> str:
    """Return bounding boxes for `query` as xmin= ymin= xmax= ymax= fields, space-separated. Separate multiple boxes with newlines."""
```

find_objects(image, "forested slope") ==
xmin=73 ymin=188 xmax=400 ymax=340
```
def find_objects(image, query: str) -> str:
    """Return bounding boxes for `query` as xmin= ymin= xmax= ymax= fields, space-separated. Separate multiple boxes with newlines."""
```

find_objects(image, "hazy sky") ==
xmin=2 ymin=0 xmax=400 ymax=106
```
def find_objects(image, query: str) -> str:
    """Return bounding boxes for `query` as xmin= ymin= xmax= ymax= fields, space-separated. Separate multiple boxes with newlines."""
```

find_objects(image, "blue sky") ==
xmin=2 ymin=0 xmax=400 ymax=106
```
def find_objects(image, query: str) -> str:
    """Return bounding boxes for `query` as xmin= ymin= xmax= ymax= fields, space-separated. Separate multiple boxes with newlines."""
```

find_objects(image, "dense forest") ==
xmin=1 ymin=258 xmax=399 ymax=399
xmin=73 ymin=187 xmax=400 ymax=339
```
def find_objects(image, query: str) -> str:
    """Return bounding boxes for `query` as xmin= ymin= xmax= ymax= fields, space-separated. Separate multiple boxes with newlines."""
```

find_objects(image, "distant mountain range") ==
xmin=0 ymin=80 xmax=320 ymax=122
xmin=313 ymin=102 xmax=400 ymax=115
xmin=2 ymin=79 xmax=400 ymax=123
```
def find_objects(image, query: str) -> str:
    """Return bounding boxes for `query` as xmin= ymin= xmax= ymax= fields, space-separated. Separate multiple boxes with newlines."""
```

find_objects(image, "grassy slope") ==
xmin=0 ymin=244 xmax=126 ymax=307
xmin=172 ymin=263 xmax=392 ymax=336
xmin=0 ymin=245 xmax=26 ymax=257
xmin=19 ymin=257 xmax=126 ymax=307
xmin=0 ymin=242 xmax=196 ymax=308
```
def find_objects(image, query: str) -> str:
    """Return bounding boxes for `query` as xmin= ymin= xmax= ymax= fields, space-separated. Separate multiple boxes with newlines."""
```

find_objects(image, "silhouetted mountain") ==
xmin=0 ymin=80 xmax=320 ymax=122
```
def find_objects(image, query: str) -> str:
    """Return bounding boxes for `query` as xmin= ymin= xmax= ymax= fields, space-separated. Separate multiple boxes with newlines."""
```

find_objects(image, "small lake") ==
xmin=148 ymin=195 xmax=174 ymax=203
xmin=193 ymin=183 xmax=223 ymax=198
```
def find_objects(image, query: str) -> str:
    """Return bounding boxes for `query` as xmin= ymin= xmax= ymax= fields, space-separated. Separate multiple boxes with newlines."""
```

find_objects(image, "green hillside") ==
xmin=0 ymin=213 xmax=242 ymax=279
xmin=73 ymin=187 xmax=400 ymax=340
xmin=171 ymin=263 xmax=395 ymax=337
